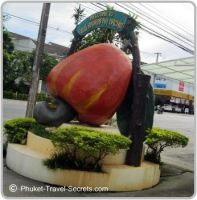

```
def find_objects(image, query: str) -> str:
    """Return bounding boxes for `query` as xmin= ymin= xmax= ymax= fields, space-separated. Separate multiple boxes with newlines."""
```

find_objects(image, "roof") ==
xmin=44 ymin=42 xmax=69 ymax=57
xmin=33 ymin=41 xmax=69 ymax=57
xmin=141 ymin=57 xmax=195 ymax=84
xmin=10 ymin=32 xmax=32 ymax=40
xmin=154 ymin=89 xmax=194 ymax=100
xmin=10 ymin=32 xmax=69 ymax=58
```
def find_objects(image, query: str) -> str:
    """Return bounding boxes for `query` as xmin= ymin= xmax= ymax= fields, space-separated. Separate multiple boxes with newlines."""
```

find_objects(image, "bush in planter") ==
xmin=44 ymin=126 xmax=131 ymax=172
xmin=30 ymin=123 xmax=51 ymax=139
xmin=4 ymin=117 xmax=37 ymax=144
xmin=144 ymin=128 xmax=189 ymax=164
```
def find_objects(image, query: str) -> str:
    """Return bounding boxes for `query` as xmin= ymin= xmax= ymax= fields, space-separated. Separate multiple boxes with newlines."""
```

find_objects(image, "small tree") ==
xmin=4 ymin=117 xmax=36 ymax=144
xmin=3 ymin=29 xmax=15 ymax=91
xmin=145 ymin=128 xmax=189 ymax=163
xmin=3 ymin=48 xmax=58 ymax=93
xmin=72 ymin=5 xmax=86 ymax=26
xmin=40 ymin=52 xmax=58 ymax=80
xmin=44 ymin=126 xmax=131 ymax=172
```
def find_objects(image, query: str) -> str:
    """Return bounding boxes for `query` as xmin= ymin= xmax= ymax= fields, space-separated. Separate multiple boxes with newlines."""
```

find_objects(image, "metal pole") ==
xmin=26 ymin=3 xmax=50 ymax=117
xmin=154 ymin=52 xmax=161 ymax=63
xmin=152 ymin=52 xmax=161 ymax=87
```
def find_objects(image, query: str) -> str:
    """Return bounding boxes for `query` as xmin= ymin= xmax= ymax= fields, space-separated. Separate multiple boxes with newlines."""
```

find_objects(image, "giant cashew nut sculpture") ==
xmin=34 ymin=10 xmax=154 ymax=166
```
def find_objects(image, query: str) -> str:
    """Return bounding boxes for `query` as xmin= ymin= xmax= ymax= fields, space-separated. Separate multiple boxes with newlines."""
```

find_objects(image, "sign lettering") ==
xmin=73 ymin=10 xmax=138 ymax=38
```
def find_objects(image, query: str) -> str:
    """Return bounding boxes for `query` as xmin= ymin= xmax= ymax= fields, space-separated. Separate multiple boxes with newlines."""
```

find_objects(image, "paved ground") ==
xmin=3 ymin=99 xmax=27 ymax=121
xmin=153 ymin=112 xmax=195 ymax=171
xmin=2 ymin=99 xmax=195 ymax=197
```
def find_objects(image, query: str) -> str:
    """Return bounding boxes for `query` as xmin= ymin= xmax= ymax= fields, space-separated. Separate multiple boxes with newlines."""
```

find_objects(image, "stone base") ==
xmin=6 ymin=131 xmax=160 ymax=191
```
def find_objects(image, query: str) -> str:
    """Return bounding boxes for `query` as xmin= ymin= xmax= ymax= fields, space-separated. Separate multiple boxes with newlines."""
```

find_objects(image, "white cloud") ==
xmin=139 ymin=30 xmax=192 ymax=63
xmin=3 ymin=2 xmax=42 ymax=21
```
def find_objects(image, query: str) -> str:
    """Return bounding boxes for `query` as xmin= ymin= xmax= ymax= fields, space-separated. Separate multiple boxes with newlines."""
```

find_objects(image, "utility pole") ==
xmin=154 ymin=52 xmax=161 ymax=63
xmin=153 ymin=52 xmax=162 ymax=87
xmin=26 ymin=3 xmax=50 ymax=117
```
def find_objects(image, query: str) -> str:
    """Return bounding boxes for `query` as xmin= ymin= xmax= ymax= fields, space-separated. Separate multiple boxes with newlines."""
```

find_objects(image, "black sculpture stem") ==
xmin=66 ymin=36 xmax=82 ymax=56
xmin=125 ymin=32 xmax=151 ymax=166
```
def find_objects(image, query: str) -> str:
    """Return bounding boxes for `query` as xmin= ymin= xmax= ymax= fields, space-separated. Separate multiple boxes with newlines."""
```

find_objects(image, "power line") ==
xmin=80 ymin=3 xmax=100 ymax=13
xmin=139 ymin=3 xmax=193 ymax=37
xmin=93 ymin=2 xmax=194 ymax=54
xmin=3 ymin=12 xmax=72 ymax=35
xmin=91 ymin=3 xmax=105 ymax=10
xmin=141 ymin=26 xmax=193 ymax=54
xmin=95 ymin=2 xmax=193 ymax=46
xmin=112 ymin=3 xmax=194 ymax=54
xmin=125 ymin=3 xmax=194 ymax=46
xmin=4 ymin=4 xmax=194 ymax=55
xmin=115 ymin=2 xmax=194 ymax=48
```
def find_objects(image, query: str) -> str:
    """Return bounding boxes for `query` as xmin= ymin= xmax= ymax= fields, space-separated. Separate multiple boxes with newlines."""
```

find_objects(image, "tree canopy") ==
xmin=3 ymin=29 xmax=58 ymax=93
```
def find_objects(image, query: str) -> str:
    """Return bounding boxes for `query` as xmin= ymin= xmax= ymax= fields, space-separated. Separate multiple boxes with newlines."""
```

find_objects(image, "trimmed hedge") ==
xmin=3 ymin=117 xmax=189 ymax=169
xmin=44 ymin=126 xmax=131 ymax=172
xmin=145 ymin=127 xmax=189 ymax=163
xmin=4 ymin=117 xmax=37 ymax=144
xmin=3 ymin=118 xmax=131 ymax=172
xmin=3 ymin=91 xmax=50 ymax=101
xmin=30 ymin=123 xmax=51 ymax=139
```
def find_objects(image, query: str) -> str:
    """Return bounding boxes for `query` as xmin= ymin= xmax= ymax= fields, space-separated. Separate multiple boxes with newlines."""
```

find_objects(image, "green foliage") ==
xmin=44 ymin=151 xmax=102 ymax=172
xmin=72 ymin=5 xmax=86 ymax=25
xmin=40 ymin=52 xmax=58 ymax=80
xmin=3 ymin=91 xmax=50 ymax=101
xmin=144 ymin=128 xmax=189 ymax=163
xmin=30 ymin=123 xmax=50 ymax=139
xmin=3 ymin=43 xmax=58 ymax=92
xmin=4 ymin=118 xmax=37 ymax=144
xmin=3 ymin=29 xmax=14 ymax=53
xmin=78 ymin=28 xmax=116 ymax=51
xmin=75 ymin=6 xmax=117 ymax=51
xmin=44 ymin=126 xmax=131 ymax=172
xmin=3 ymin=29 xmax=15 ymax=91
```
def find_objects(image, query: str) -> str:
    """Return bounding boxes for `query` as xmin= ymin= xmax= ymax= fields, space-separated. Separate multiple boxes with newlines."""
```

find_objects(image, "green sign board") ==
xmin=73 ymin=10 xmax=138 ymax=38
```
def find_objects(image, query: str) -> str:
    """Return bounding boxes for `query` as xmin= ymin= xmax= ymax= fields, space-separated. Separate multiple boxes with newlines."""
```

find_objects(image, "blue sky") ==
xmin=2 ymin=2 xmax=195 ymax=63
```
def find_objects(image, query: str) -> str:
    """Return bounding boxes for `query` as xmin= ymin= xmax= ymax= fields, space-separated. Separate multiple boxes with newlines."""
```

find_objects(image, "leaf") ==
xmin=116 ymin=75 xmax=155 ymax=136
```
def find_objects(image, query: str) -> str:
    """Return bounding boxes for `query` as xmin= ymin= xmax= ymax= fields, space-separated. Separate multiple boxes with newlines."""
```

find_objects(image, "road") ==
xmin=3 ymin=99 xmax=27 ymax=121
xmin=153 ymin=112 xmax=194 ymax=170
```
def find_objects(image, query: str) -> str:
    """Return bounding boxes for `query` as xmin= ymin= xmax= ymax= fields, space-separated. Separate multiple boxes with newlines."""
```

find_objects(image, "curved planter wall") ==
xmin=6 ymin=131 xmax=160 ymax=191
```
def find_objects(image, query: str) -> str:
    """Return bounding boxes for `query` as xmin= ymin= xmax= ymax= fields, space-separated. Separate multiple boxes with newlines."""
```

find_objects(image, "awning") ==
xmin=154 ymin=89 xmax=194 ymax=100
xmin=141 ymin=57 xmax=195 ymax=84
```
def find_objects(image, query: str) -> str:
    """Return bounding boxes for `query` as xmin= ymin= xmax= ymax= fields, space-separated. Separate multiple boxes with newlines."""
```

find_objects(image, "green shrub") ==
xmin=3 ymin=91 xmax=14 ymax=99
xmin=3 ymin=90 xmax=50 ymax=101
xmin=4 ymin=117 xmax=37 ymax=144
xmin=44 ymin=126 xmax=131 ymax=172
xmin=30 ymin=123 xmax=50 ymax=139
xmin=36 ymin=93 xmax=50 ymax=101
xmin=16 ymin=93 xmax=25 ymax=100
xmin=144 ymin=128 xmax=189 ymax=163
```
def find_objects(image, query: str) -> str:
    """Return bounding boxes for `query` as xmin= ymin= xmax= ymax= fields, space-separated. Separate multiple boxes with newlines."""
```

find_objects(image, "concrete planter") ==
xmin=6 ymin=131 xmax=160 ymax=191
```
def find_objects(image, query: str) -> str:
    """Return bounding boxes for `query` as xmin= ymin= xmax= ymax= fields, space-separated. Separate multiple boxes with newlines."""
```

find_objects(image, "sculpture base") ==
xmin=6 ymin=130 xmax=160 ymax=192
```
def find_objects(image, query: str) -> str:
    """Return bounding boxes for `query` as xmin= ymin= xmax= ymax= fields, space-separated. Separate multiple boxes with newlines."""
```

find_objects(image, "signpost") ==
xmin=67 ymin=10 xmax=139 ymax=56
xmin=73 ymin=10 xmax=137 ymax=37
